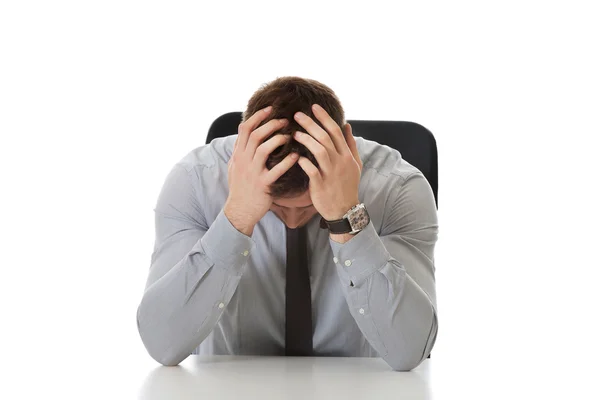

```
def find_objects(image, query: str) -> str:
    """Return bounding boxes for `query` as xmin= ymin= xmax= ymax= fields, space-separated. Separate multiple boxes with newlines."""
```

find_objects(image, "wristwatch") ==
xmin=319 ymin=203 xmax=371 ymax=235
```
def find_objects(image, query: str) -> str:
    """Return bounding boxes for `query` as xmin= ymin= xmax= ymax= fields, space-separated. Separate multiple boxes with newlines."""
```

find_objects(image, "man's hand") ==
xmin=224 ymin=106 xmax=298 ymax=236
xmin=293 ymin=104 xmax=363 ymax=221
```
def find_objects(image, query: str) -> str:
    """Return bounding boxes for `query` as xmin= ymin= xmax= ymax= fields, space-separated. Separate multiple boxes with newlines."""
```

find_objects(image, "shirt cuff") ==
xmin=200 ymin=208 xmax=256 ymax=275
xmin=329 ymin=221 xmax=391 ymax=287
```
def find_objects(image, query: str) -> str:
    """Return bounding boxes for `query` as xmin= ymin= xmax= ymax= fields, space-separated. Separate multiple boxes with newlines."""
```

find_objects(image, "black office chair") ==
xmin=206 ymin=112 xmax=438 ymax=208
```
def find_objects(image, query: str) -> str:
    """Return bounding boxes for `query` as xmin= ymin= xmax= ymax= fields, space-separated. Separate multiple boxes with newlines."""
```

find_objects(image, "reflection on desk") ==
xmin=139 ymin=356 xmax=432 ymax=400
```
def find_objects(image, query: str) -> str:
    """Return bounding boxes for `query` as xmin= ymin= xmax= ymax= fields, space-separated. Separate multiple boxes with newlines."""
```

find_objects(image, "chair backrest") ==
xmin=206 ymin=112 xmax=438 ymax=208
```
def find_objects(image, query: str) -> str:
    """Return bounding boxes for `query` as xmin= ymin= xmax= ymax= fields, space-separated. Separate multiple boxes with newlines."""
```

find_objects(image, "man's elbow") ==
xmin=136 ymin=306 xmax=186 ymax=367
xmin=386 ymin=342 xmax=434 ymax=371
xmin=138 ymin=330 xmax=187 ymax=367
xmin=150 ymin=351 xmax=185 ymax=367
xmin=388 ymin=320 xmax=437 ymax=371
xmin=388 ymin=355 xmax=427 ymax=371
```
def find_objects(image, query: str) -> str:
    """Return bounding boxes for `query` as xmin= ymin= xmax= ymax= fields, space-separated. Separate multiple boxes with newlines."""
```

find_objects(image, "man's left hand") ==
xmin=293 ymin=104 xmax=363 ymax=221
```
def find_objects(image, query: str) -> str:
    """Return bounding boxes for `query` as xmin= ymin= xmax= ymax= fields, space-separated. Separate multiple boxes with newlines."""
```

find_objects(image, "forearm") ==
xmin=362 ymin=267 xmax=437 ymax=370
xmin=329 ymin=232 xmax=354 ymax=244
xmin=330 ymin=222 xmax=437 ymax=371
xmin=224 ymin=200 xmax=257 ymax=237
xmin=137 ymin=209 xmax=255 ymax=366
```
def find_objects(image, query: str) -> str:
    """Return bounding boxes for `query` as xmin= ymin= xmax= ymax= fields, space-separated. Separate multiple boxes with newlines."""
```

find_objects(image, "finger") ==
xmin=294 ymin=111 xmax=337 ymax=155
xmin=238 ymin=106 xmax=272 ymax=150
xmin=264 ymin=152 xmax=299 ymax=184
xmin=246 ymin=118 xmax=289 ymax=156
xmin=294 ymin=130 xmax=331 ymax=172
xmin=344 ymin=123 xmax=362 ymax=170
xmin=229 ymin=137 xmax=238 ymax=170
xmin=311 ymin=104 xmax=348 ymax=154
xmin=297 ymin=156 xmax=323 ymax=185
xmin=254 ymin=133 xmax=291 ymax=166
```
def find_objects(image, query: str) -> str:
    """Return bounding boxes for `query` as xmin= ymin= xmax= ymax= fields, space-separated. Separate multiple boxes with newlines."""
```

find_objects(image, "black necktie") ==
xmin=285 ymin=225 xmax=313 ymax=356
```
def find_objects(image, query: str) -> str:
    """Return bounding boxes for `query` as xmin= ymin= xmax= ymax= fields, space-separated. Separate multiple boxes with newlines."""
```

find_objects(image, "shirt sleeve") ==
xmin=136 ymin=163 xmax=255 ymax=366
xmin=329 ymin=172 xmax=438 ymax=371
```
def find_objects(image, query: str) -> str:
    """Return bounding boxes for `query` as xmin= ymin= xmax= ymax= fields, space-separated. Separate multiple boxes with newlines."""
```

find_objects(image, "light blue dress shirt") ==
xmin=137 ymin=135 xmax=438 ymax=371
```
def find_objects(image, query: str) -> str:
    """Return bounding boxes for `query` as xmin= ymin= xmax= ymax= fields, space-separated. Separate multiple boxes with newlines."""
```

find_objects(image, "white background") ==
xmin=1 ymin=1 xmax=599 ymax=398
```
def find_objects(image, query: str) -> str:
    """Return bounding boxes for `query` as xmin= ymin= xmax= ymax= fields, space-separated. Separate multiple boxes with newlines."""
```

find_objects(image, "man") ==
xmin=137 ymin=77 xmax=438 ymax=371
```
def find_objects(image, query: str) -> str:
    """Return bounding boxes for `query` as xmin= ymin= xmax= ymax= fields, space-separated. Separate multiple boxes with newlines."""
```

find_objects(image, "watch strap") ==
xmin=319 ymin=216 xmax=353 ymax=234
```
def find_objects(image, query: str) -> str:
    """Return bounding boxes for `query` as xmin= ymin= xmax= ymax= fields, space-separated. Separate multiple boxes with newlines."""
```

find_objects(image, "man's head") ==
xmin=242 ymin=76 xmax=346 ymax=228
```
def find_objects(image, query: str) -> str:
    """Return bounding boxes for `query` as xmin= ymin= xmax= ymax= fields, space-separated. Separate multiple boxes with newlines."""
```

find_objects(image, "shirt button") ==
xmin=359 ymin=308 xmax=365 ymax=315
xmin=344 ymin=260 xmax=352 ymax=267
xmin=218 ymin=302 xmax=225 ymax=309
xmin=333 ymin=257 xmax=338 ymax=263
xmin=242 ymin=250 xmax=249 ymax=256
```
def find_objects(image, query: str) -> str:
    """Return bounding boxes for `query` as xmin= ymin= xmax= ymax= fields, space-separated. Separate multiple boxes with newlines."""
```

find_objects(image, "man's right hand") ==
xmin=224 ymin=106 xmax=298 ymax=236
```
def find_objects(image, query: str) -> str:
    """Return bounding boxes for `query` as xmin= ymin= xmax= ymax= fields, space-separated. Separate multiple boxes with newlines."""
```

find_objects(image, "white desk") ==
xmin=138 ymin=356 xmax=432 ymax=400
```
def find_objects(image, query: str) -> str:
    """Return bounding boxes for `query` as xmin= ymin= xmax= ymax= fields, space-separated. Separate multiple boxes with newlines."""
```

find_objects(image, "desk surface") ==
xmin=10 ymin=351 xmax=594 ymax=399
xmin=138 ymin=356 xmax=432 ymax=400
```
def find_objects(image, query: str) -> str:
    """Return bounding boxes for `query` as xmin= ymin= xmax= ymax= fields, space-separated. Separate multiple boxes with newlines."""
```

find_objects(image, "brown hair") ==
xmin=242 ymin=76 xmax=346 ymax=198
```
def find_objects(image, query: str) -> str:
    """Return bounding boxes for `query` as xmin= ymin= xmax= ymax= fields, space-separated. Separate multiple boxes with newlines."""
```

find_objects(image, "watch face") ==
xmin=348 ymin=207 xmax=370 ymax=231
